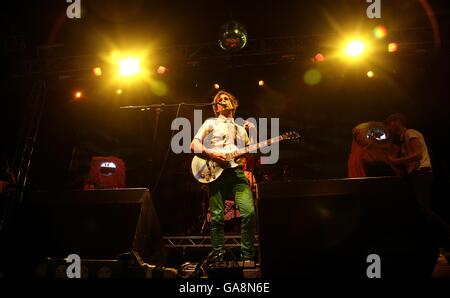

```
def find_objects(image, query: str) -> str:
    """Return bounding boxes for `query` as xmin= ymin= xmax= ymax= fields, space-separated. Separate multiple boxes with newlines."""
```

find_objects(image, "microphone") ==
xmin=213 ymin=100 xmax=235 ymax=110
xmin=210 ymin=100 xmax=226 ymax=106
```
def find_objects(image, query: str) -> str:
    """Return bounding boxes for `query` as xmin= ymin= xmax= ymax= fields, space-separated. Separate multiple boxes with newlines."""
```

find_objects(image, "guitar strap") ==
xmin=224 ymin=120 xmax=238 ymax=147
xmin=399 ymin=132 xmax=406 ymax=158
xmin=233 ymin=123 xmax=238 ymax=146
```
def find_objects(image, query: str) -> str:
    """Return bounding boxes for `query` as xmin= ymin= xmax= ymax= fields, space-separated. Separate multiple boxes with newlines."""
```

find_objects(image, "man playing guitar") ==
xmin=190 ymin=90 xmax=256 ymax=262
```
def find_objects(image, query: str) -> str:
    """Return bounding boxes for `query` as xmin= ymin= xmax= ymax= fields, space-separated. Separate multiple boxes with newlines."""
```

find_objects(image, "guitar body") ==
xmin=191 ymin=145 xmax=241 ymax=183
xmin=191 ymin=131 xmax=300 ymax=183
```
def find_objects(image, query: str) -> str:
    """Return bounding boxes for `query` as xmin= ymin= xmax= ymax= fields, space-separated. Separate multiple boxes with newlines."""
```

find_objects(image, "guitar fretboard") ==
xmin=232 ymin=136 xmax=283 ymax=158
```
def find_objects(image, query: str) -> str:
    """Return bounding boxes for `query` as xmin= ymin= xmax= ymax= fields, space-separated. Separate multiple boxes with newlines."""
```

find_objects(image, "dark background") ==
xmin=1 ymin=0 xmax=449 ymax=234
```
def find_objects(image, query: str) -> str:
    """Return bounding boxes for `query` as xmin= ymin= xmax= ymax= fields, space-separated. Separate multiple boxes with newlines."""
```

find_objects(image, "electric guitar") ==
xmin=191 ymin=131 xmax=300 ymax=183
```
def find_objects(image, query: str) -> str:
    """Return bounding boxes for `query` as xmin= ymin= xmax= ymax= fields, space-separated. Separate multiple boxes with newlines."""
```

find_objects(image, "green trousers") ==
xmin=208 ymin=168 xmax=256 ymax=260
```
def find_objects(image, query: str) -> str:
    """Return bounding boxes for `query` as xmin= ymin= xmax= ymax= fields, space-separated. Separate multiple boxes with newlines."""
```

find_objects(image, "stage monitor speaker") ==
xmin=257 ymin=177 xmax=440 ymax=279
xmin=21 ymin=188 xmax=166 ymax=273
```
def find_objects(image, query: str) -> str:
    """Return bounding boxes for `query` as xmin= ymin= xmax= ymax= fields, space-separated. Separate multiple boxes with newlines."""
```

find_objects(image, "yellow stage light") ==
xmin=92 ymin=67 xmax=102 ymax=76
xmin=118 ymin=57 xmax=141 ymax=77
xmin=367 ymin=71 xmax=374 ymax=78
xmin=258 ymin=80 xmax=265 ymax=86
xmin=314 ymin=53 xmax=325 ymax=62
xmin=157 ymin=66 xmax=168 ymax=75
xmin=214 ymin=83 xmax=220 ymax=89
xmin=345 ymin=40 xmax=365 ymax=57
xmin=73 ymin=91 xmax=83 ymax=100
xmin=388 ymin=42 xmax=398 ymax=53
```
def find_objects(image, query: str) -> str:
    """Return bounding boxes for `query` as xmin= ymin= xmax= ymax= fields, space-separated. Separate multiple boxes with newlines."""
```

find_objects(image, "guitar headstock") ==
xmin=281 ymin=131 xmax=301 ymax=143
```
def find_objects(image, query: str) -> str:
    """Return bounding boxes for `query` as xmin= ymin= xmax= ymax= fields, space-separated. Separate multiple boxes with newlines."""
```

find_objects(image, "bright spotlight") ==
xmin=367 ymin=70 xmax=374 ymax=78
xmin=258 ymin=80 xmax=265 ymax=87
xmin=314 ymin=53 xmax=325 ymax=62
xmin=345 ymin=40 xmax=365 ymax=57
xmin=73 ymin=91 xmax=83 ymax=100
xmin=118 ymin=58 xmax=141 ymax=77
xmin=157 ymin=66 xmax=167 ymax=75
xmin=214 ymin=83 xmax=220 ymax=89
xmin=92 ymin=67 xmax=102 ymax=76
xmin=116 ymin=89 xmax=123 ymax=95
xmin=388 ymin=42 xmax=398 ymax=53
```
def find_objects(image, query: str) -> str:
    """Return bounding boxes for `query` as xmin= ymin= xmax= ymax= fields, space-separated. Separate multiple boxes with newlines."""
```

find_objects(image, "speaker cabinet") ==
xmin=19 ymin=188 xmax=165 ymax=275
xmin=257 ymin=177 xmax=440 ymax=278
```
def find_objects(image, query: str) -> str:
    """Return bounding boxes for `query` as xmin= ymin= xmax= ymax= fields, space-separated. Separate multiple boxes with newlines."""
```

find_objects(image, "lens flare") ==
xmin=304 ymin=69 xmax=322 ymax=86
xmin=373 ymin=25 xmax=388 ymax=39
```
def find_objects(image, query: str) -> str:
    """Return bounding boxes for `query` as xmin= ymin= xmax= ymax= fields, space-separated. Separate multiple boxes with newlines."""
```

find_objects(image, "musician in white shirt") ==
xmin=386 ymin=113 xmax=450 ymax=239
xmin=191 ymin=90 xmax=256 ymax=262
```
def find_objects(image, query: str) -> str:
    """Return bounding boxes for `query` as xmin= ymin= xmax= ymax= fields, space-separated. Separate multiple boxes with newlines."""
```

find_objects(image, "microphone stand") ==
xmin=148 ymin=106 xmax=162 ymax=187
xmin=119 ymin=101 xmax=214 ymax=110
xmin=119 ymin=101 xmax=213 ymax=189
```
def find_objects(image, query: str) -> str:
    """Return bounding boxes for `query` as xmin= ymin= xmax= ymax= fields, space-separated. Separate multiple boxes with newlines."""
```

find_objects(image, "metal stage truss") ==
xmin=6 ymin=29 xmax=441 ymax=79
xmin=163 ymin=235 xmax=259 ymax=249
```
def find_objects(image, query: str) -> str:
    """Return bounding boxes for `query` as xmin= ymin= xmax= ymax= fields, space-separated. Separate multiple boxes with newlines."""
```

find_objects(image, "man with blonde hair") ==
xmin=191 ymin=90 xmax=256 ymax=262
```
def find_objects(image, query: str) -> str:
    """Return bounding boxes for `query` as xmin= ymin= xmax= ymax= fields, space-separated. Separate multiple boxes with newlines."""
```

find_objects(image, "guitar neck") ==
xmin=232 ymin=136 xmax=283 ymax=158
